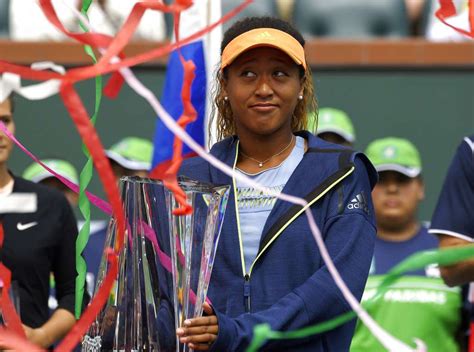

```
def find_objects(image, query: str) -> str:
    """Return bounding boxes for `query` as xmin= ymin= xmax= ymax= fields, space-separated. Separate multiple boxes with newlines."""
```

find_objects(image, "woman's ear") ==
xmin=222 ymin=80 xmax=228 ymax=96
xmin=298 ymin=87 xmax=304 ymax=99
xmin=298 ymin=76 xmax=305 ymax=97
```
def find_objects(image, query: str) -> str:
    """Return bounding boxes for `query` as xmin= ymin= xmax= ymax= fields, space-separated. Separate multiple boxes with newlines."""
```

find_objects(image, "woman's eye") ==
xmin=241 ymin=71 xmax=256 ymax=78
xmin=274 ymin=71 xmax=287 ymax=77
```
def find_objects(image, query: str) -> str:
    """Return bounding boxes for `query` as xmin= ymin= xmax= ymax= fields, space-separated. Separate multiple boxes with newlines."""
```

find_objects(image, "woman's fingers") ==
xmin=176 ymin=313 xmax=219 ymax=350
xmin=189 ymin=342 xmax=213 ymax=351
xmin=177 ymin=324 xmax=218 ymax=336
xmin=202 ymin=302 xmax=213 ymax=315
xmin=183 ymin=315 xmax=218 ymax=327
xmin=180 ymin=332 xmax=217 ymax=344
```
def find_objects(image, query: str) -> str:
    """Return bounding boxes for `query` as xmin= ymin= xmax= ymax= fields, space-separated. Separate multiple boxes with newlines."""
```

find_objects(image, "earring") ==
xmin=298 ymin=95 xmax=303 ymax=101
xmin=224 ymin=96 xmax=229 ymax=101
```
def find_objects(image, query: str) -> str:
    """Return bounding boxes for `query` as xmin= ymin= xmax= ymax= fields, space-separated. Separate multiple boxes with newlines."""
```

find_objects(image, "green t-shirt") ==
xmin=350 ymin=275 xmax=461 ymax=352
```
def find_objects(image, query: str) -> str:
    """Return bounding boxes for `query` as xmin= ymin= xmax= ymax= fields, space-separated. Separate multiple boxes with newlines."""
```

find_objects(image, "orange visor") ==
xmin=221 ymin=28 xmax=307 ymax=70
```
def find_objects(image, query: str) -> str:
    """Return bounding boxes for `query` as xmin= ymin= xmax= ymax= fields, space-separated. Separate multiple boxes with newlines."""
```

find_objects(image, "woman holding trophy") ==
xmin=177 ymin=16 xmax=377 ymax=351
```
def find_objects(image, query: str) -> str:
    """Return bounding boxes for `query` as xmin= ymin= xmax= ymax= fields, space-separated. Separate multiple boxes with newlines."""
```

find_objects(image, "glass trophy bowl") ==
xmin=82 ymin=176 xmax=229 ymax=352
xmin=165 ymin=178 xmax=229 ymax=352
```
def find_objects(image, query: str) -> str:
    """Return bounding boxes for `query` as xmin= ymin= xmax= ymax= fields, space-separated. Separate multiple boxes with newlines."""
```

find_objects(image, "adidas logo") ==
xmin=347 ymin=191 xmax=369 ymax=214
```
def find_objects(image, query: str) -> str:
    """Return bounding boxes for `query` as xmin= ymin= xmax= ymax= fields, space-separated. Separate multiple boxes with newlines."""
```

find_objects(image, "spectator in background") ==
xmin=429 ymin=135 xmax=474 ymax=287
xmin=308 ymin=107 xmax=356 ymax=147
xmin=22 ymin=159 xmax=80 ymax=312
xmin=404 ymin=0 xmax=426 ymax=34
xmin=22 ymin=158 xmax=79 ymax=207
xmin=105 ymin=136 xmax=152 ymax=178
xmin=351 ymin=137 xmax=463 ymax=351
xmin=9 ymin=0 xmax=166 ymax=41
xmin=0 ymin=93 xmax=83 ymax=348
xmin=84 ymin=136 xmax=153 ymax=295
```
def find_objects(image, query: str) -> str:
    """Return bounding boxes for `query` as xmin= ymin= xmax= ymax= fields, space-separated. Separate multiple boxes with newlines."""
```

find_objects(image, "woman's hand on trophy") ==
xmin=176 ymin=303 xmax=218 ymax=350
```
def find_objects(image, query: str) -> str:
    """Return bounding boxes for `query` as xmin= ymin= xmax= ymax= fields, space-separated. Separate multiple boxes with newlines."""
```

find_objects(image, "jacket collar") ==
xmin=206 ymin=130 xmax=354 ymax=185
xmin=206 ymin=132 xmax=367 ymax=260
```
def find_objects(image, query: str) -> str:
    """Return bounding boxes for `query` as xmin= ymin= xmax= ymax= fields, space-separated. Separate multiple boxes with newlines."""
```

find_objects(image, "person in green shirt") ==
xmin=351 ymin=137 xmax=463 ymax=352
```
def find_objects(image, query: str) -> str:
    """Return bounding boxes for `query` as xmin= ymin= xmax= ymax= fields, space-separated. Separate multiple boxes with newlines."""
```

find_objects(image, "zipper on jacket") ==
xmin=233 ymin=140 xmax=355 ymax=315
xmin=244 ymin=274 xmax=251 ymax=312
xmin=247 ymin=166 xmax=356 ymax=277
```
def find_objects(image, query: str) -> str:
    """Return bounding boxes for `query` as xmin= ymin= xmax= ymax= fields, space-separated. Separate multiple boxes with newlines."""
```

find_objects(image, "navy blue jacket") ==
xmin=179 ymin=131 xmax=378 ymax=351
xmin=1 ymin=175 xmax=78 ymax=328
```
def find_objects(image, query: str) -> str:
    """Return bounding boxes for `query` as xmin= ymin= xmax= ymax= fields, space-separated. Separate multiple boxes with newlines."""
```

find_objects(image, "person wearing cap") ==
xmin=429 ymin=135 xmax=474 ymax=287
xmin=105 ymin=136 xmax=153 ymax=178
xmin=350 ymin=137 xmax=462 ymax=351
xmin=22 ymin=159 xmax=82 ymax=314
xmin=308 ymin=107 xmax=356 ymax=147
xmin=429 ymin=135 xmax=474 ymax=351
xmin=82 ymin=136 xmax=153 ymax=296
xmin=22 ymin=159 xmax=79 ymax=208
xmin=176 ymin=16 xmax=377 ymax=351
xmin=0 ymin=94 xmax=82 ymax=348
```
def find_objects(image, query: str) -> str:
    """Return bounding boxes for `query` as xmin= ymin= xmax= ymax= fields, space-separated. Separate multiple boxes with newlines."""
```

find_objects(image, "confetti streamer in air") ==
xmin=435 ymin=0 xmax=474 ymax=38
xmin=73 ymin=0 xmax=104 ymax=319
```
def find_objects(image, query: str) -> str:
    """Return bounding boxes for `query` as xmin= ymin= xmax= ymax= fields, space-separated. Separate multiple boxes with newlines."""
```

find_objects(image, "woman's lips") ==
xmin=250 ymin=104 xmax=278 ymax=112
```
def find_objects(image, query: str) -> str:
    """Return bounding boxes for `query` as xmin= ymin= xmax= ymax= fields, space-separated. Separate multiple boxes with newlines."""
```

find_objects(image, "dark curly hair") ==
xmin=210 ymin=16 xmax=318 ymax=142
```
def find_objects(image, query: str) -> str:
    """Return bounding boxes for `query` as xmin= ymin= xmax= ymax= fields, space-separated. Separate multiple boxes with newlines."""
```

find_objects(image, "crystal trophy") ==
xmin=82 ymin=176 xmax=229 ymax=352
xmin=165 ymin=178 xmax=229 ymax=352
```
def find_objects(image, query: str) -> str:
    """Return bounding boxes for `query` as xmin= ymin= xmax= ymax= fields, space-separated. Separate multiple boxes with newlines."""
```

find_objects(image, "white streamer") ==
xmin=0 ymin=62 xmax=64 ymax=102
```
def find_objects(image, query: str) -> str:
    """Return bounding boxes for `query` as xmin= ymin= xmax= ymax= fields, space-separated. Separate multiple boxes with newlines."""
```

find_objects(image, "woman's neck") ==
xmin=237 ymin=131 xmax=297 ymax=172
xmin=238 ymin=131 xmax=295 ymax=160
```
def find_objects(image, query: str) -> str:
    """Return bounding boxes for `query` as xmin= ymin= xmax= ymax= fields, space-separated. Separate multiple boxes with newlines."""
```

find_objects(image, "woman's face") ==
xmin=0 ymin=98 xmax=15 ymax=166
xmin=223 ymin=46 xmax=303 ymax=138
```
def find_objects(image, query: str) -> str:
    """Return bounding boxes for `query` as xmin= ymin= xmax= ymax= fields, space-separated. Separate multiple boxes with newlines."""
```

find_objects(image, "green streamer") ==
xmin=74 ymin=0 xmax=103 ymax=318
xmin=246 ymin=244 xmax=474 ymax=351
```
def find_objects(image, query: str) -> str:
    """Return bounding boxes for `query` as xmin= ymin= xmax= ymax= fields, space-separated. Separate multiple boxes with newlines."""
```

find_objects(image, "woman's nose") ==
xmin=255 ymin=76 xmax=273 ymax=97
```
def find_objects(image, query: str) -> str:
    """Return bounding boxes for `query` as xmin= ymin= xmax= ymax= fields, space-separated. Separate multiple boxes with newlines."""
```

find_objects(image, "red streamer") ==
xmin=58 ymin=81 xmax=126 ymax=348
xmin=148 ymin=10 xmax=199 ymax=215
xmin=59 ymin=81 xmax=125 ymax=250
xmin=435 ymin=0 xmax=474 ymax=38
xmin=149 ymin=57 xmax=196 ymax=215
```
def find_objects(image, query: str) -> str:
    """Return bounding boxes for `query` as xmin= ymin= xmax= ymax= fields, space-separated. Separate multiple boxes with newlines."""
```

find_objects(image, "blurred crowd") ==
xmin=0 ymin=0 xmax=471 ymax=42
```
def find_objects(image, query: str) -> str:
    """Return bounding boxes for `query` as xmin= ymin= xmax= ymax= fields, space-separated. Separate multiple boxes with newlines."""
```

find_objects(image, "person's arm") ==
xmin=23 ymin=309 xmax=75 ymax=348
xmin=437 ymin=234 xmax=474 ymax=287
xmin=180 ymin=156 xmax=377 ymax=351
xmin=47 ymin=196 xmax=82 ymax=346
xmin=430 ymin=137 xmax=474 ymax=287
